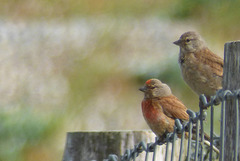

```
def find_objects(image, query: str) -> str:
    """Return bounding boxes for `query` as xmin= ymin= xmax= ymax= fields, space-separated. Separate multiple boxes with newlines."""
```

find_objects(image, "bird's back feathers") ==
xmin=194 ymin=47 xmax=223 ymax=78
xmin=152 ymin=95 xmax=189 ymax=121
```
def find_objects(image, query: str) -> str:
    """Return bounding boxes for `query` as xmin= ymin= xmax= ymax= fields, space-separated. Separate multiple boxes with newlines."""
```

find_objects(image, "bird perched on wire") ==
xmin=139 ymin=79 xmax=188 ymax=140
xmin=173 ymin=31 xmax=223 ymax=103
xmin=139 ymin=79 xmax=219 ymax=153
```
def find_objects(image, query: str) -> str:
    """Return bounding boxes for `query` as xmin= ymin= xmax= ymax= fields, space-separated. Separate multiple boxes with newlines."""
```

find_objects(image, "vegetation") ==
xmin=0 ymin=0 xmax=238 ymax=160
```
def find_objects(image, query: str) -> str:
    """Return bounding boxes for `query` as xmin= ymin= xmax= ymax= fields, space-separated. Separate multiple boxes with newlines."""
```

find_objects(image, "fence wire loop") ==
xmin=199 ymin=94 xmax=209 ymax=108
xmin=175 ymin=119 xmax=183 ymax=133
xmin=222 ymin=90 xmax=233 ymax=100
xmin=106 ymin=154 xmax=118 ymax=161
xmin=235 ymin=89 xmax=240 ymax=98
xmin=121 ymin=149 xmax=131 ymax=160
xmin=187 ymin=109 xmax=196 ymax=119
xmin=147 ymin=142 xmax=155 ymax=152
xmin=136 ymin=141 xmax=147 ymax=153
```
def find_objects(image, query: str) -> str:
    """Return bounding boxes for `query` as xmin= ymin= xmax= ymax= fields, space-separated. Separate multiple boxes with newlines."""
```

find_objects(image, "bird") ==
xmin=139 ymin=78 xmax=189 ymax=140
xmin=173 ymin=31 xmax=223 ymax=103
xmin=139 ymin=79 xmax=219 ymax=153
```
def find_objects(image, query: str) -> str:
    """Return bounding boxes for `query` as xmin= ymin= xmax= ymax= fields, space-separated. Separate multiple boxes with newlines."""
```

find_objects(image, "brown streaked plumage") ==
xmin=139 ymin=79 xmax=189 ymax=139
xmin=173 ymin=31 xmax=223 ymax=101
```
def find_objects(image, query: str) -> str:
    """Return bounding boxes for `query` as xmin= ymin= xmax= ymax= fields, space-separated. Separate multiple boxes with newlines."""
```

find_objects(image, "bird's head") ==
xmin=139 ymin=79 xmax=172 ymax=99
xmin=173 ymin=31 xmax=205 ymax=53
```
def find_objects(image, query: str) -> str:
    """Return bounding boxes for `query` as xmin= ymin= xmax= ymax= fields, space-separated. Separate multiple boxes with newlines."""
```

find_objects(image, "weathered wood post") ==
xmin=222 ymin=41 xmax=240 ymax=161
xmin=62 ymin=130 xmax=183 ymax=161
xmin=62 ymin=130 xmax=156 ymax=161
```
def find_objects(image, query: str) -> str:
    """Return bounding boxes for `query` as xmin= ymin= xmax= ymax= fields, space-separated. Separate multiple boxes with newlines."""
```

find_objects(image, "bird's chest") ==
xmin=141 ymin=99 xmax=174 ymax=136
xmin=178 ymin=52 xmax=213 ymax=95
xmin=179 ymin=53 xmax=196 ymax=68
xmin=141 ymin=100 xmax=164 ymax=124
xmin=142 ymin=100 xmax=169 ymax=127
xmin=179 ymin=53 xmax=202 ymax=79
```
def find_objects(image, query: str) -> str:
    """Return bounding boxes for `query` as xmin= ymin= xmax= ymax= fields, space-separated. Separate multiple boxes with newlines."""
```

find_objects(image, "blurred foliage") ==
xmin=172 ymin=0 xmax=240 ymax=40
xmin=1 ymin=0 xmax=172 ymax=19
xmin=0 ymin=0 xmax=238 ymax=160
xmin=2 ymin=0 xmax=240 ymax=40
xmin=0 ymin=107 xmax=61 ymax=161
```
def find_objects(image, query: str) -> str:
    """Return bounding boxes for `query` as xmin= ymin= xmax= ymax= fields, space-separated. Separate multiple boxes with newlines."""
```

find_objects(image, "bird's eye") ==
xmin=149 ymin=86 xmax=156 ymax=89
xmin=186 ymin=38 xmax=190 ymax=42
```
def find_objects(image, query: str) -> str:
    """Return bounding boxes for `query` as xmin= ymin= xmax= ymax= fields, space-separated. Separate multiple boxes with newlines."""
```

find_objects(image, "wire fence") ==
xmin=101 ymin=89 xmax=240 ymax=161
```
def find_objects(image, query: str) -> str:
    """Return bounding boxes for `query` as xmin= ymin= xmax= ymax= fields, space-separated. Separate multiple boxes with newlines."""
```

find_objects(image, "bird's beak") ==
xmin=139 ymin=86 xmax=147 ymax=92
xmin=173 ymin=39 xmax=181 ymax=46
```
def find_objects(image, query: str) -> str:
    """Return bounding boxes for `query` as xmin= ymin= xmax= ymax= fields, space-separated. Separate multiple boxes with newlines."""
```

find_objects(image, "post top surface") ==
xmin=225 ymin=40 xmax=240 ymax=45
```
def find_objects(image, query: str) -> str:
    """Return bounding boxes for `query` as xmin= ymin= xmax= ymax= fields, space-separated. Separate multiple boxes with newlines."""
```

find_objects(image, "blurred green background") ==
xmin=1 ymin=0 xmax=240 ymax=161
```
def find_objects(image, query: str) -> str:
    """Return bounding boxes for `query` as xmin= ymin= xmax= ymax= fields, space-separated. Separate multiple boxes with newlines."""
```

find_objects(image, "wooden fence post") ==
xmin=62 ymin=130 xmax=183 ymax=161
xmin=222 ymin=41 xmax=240 ymax=161
xmin=62 ymin=130 xmax=156 ymax=161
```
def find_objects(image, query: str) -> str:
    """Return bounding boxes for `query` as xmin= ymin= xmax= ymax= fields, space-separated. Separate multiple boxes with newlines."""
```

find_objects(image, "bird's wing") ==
xmin=195 ymin=47 xmax=224 ymax=77
xmin=154 ymin=95 xmax=189 ymax=121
